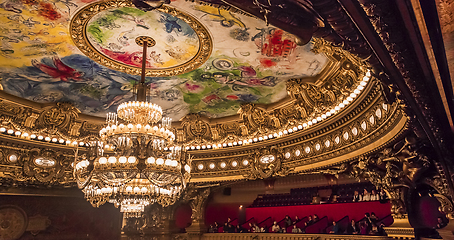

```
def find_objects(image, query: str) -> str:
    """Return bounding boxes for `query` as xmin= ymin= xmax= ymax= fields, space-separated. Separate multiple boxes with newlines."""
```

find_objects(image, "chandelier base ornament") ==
xmin=74 ymin=37 xmax=191 ymax=218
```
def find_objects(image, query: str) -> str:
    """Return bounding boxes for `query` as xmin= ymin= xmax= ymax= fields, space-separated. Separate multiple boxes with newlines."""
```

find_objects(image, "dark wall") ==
xmin=1 ymin=195 xmax=122 ymax=240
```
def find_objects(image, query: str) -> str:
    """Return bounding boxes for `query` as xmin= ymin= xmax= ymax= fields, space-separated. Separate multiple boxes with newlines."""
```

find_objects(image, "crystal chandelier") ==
xmin=73 ymin=37 xmax=191 ymax=218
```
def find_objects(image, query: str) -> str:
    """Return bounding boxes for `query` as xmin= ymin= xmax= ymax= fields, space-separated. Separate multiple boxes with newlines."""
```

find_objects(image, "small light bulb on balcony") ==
xmin=52 ymin=138 xmax=57 ymax=142
xmin=7 ymin=129 xmax=14 ymax=134
xmin=99 ymin=157 xmax=107 ymax=164
xmin=108 ymin=156 xmax=116 ymax=164
xmin=0 ymin=128 xmax=5 ymax=132
xmin=128 ymin=156 xmax=136 ymax=164
xmin=22 ymin=133 xmax=29 ymax=137
xmin=156 ymin=158 xmax=164 ymax=165
xmin=59 ymin=139 xmax=64 ymax=143
xmin=45 ymin=137 xmax=51 ymax=141
xmin=127 ymin=124 xmax=133 ymax=129
xmin=147 ymin=157 xmax=155 ymax=164
xmin=222 ymin=143 xmax=227 ymax=147
xmin=118 ymin=156 xmax=127 ymax=163
xmin=15 ymin=131 xmax=21 ymax=136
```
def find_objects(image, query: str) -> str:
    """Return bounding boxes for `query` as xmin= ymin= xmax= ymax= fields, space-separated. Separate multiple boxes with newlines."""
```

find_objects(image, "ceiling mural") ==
xmin=0 ymin=0 xmax=328 ymax=120
xmin=87 ymin=7 xmax=200 ymax=69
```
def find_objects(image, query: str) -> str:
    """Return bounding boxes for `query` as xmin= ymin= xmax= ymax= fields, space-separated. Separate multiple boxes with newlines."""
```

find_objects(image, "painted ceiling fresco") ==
xmin=0 ymin=0 xmax=328 ymax=120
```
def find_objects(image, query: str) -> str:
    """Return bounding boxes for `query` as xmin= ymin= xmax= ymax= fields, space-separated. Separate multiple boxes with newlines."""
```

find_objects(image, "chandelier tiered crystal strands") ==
xmin=73 ymin=37 xmax=191 ymax=218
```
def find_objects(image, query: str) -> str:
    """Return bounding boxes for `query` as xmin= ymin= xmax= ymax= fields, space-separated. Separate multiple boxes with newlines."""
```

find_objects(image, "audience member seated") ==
xmin=227 ymin=224 xmax=235 ymax=233
xmin=223 ymin=223 xmax=230 ymax=233
xmin=437 ymin=217 xmax=447 ymax=229
xmin=329 ymin=221 xmax=340 ymax=234
xmin=236 ymin=224 xmax=246 ymax=233
xmin=370 ymin=190 xmax=379 ymax=201
xmin=361 ymin=189 xmax=371 ymax=201
xmin=370 ymin=212 xmax=378 ymax=224
xmin=364 ymin=213 xmax=373 ymax=232
xmin=352 ymin=190 xmax=361 ymax=202
xmin=248 ymin=223 xmax=259 ymax=233
xmin=305 ymin=216 xmax=313 ymax=226
xmin=360 ymin=222 xmax=368 ymax=235
xmin=369 ymin=223 xmax=379 ymax=235
xmin=293 ymin=215 xmax=300 ymax=224
xmin=313 ymin=214 xmax=319 ymax=222
xmin=378 ymin=223 xmax=386 ymax=236
xmin=346 ymin=219 xmax=359 ymax=234
xmin=208 ymin=225 xmax=215 ymax=233
xmin=330 ymin=194 xmax=338 ymax=203
xmin=291 ymin=225 xmax=302 ymax=233
xmin=271 ymin=221 xmax=281 ymax=233
xmin=284 ymin=215 xmax=292 ymax=228
xmin=261 ymin=225 xmax=269 ymax=233
xmin=379 ymin=189 xmax=388 ymax=201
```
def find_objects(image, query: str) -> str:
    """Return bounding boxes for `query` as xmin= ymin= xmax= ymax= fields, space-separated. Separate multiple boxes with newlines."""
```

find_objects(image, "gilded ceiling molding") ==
xmin=189 ymin=80 xmax=409 ymax=183
xmin=0 ymin=143 xmax=75 ymax=187
xmin=179 ymin=38 xmax=372 ymax=149
xmin=0 ymin=92 xmax=103 ymax=146
xmin=358 ymin=0 xmax=454 ymax=200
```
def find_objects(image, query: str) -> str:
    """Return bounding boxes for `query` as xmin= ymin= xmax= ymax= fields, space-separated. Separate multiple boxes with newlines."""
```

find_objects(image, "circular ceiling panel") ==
xmin=71 ymin=2 xmax=212 ymax=77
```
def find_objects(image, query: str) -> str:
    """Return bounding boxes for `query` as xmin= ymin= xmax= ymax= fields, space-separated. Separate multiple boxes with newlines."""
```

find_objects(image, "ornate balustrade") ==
xmin=201 ymin=233 xmax=391 ymax=240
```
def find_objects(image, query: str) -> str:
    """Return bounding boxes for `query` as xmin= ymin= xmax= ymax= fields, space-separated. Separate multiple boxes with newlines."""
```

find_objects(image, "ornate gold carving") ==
xmin=243 ymin=147 xmax=293 ymax=180
xmin=70 ymin=0 xmax=213 ymax=77
xmin=180 ymin=114 xmax=212 ymax=143
xmin=186 ymin=188 xmax=210 ymax=223
xmin=434 ymin=193 xmax=454 ymax=219
xmin=0 ymin=144 xmax=75 ymax=187
xmin=347 ymin=136 xmax=430 ymax=218
xmin=238 ymin=104 xmax=271 ymax=132
xmin=34 ymin=103 xmax=80 ymax=134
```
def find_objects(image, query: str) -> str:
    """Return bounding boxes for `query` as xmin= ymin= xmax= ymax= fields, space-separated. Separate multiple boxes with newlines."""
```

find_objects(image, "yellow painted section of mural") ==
xmin=0 ymin=8 xmax=72 ymax=67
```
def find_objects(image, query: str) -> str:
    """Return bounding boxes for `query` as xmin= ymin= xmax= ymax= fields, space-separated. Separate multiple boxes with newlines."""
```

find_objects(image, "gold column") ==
xmin=186 ymin=188 xmax=211 ymax=240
